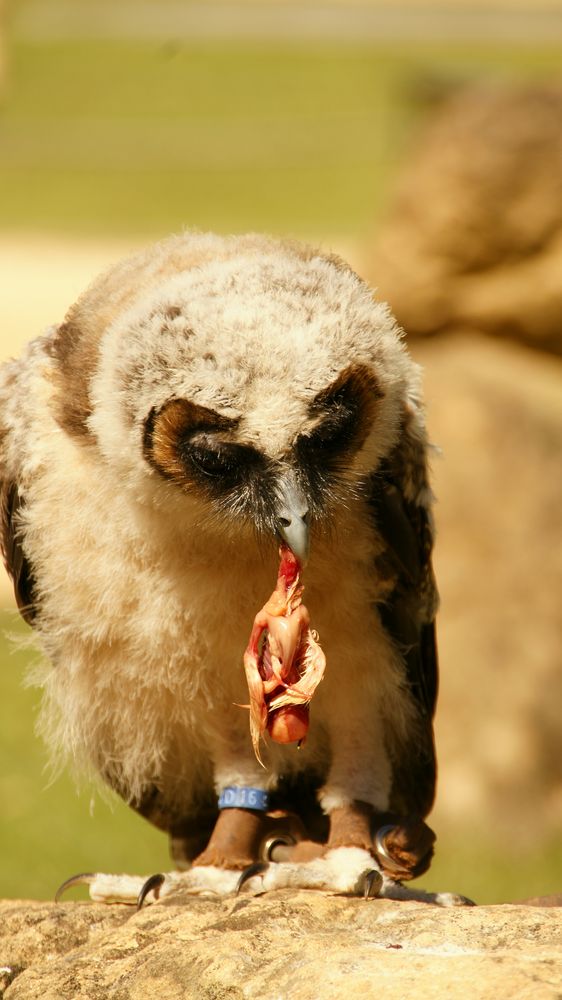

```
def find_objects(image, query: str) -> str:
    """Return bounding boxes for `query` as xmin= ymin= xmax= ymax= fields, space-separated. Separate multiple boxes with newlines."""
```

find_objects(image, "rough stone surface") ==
xmin=1 ymin=894 xmax=561 ymax=1000
xmin=368 ymin=84 xmax=562 ymax=353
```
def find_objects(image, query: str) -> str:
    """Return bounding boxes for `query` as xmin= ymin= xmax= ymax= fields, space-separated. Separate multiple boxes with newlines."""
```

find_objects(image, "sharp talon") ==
xmin=54 ymin=872 xmax=96 ymax=903
xmin=363 ymin=869 xmax=383 ymax=900
xmin=136 ymin=873 xmax=166 ymax=910
xmin=374 ymin=824 xmax=406 ymax=875
xmin=261 ymin=833 xmax=296 ymax=862
xmin=235 ymin=861 xmax=268 ymax=894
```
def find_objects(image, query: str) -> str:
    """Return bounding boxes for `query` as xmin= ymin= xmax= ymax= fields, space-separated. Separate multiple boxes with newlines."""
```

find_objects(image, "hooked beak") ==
xmin=274 ymin=471 xmax=310 ymax=565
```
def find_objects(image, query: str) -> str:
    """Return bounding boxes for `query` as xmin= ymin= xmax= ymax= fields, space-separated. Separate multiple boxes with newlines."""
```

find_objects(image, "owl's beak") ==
xmin=274 ymin=471 xmax=310 ymax=565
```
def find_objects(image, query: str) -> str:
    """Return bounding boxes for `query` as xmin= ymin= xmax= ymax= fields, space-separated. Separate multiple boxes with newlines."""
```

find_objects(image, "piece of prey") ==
xmin=242 ymin=545 xmax=326 ymax=765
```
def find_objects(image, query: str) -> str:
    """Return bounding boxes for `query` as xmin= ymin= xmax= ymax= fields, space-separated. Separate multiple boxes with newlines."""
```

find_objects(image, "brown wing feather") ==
xmin=369 ymin=404 xmax=438 ymax=819
xmin=0 ymin=482 xmax=36 ymax=625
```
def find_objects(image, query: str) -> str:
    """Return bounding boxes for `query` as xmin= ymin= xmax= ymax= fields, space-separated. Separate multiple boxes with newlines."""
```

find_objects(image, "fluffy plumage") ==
xmin=0 ymin=232 xmax=446 ymax=900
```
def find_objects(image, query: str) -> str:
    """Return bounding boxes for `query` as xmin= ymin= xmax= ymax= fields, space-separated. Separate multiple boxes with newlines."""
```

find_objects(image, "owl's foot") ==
xmin=54 ymin=847 xmax=473 ymax=907
xmin=54 ymin=866 xmax=241 ymax=905
xmin=54 ymin=848 xmax=378 ymax=906
xmin=236 ymin=848 xmax=473 ymax=906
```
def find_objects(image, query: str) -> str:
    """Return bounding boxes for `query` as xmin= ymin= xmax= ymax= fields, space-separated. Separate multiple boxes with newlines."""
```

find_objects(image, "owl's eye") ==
xmin=180 ymin=435 xmax=263 ymax=490
xmin=188 ymin=443 xmax=239 ymax=479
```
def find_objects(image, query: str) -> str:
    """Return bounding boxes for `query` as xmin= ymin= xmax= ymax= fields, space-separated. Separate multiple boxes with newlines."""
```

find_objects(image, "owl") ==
xmin=0 ymin=232 xmax=467 ymax=905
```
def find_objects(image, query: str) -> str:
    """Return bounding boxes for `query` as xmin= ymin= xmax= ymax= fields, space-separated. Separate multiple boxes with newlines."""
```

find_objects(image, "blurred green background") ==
xmin=3 ymin=2 xmax=562 ymax=241
xmin=1 ymin=0 xmax=561 ymax=904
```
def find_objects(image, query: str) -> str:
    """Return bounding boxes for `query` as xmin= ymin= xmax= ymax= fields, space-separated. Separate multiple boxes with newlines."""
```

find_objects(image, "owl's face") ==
xmin=87 ymin=244 xmax=410 ymax=557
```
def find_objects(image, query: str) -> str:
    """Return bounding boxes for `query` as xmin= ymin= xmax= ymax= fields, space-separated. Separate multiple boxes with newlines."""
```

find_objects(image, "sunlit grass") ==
xmin=1 ymin=38 xmax=561 ymax=238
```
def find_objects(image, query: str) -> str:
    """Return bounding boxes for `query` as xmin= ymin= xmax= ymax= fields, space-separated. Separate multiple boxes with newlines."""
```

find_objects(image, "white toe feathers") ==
xmin=74 ymin=848 xmax=472 ymax=907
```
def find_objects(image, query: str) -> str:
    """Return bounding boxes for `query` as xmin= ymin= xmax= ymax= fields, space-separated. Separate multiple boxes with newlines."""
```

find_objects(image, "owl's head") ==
xmin=53 ymin=233 xmax=415 ymax=560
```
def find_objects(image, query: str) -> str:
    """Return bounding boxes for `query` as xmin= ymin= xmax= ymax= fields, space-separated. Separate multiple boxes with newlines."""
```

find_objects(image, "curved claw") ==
xmin=261 ymin=833 xmax=296 ymax=863
xmin=374 ymin=824 xmax=406 ymax=875
xmin=136 ymin=873 xmax=166 ymax=910
xmin=235 ymin=861 xmax=269 ymax=895
xmin=55 ymin=872 xmax=96 ymax=903
xmin=363 ymin=868 xmax=383 ymax=900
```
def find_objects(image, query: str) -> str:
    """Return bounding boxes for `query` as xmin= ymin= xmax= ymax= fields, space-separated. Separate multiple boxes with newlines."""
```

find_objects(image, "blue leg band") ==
xmin=218 ymin=786 xmax=270 ymax=812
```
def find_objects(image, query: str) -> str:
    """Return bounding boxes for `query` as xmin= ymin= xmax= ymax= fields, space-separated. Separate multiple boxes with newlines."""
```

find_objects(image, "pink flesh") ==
xmin=243 ymin=545 xmax=326 ymax=763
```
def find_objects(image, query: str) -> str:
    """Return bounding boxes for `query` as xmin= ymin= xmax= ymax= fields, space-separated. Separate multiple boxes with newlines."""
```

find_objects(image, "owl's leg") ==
xmin=233 ymin=803 xmax=472 ymax=906
xmin=190 ymin=806 xmax=267 ymax=870
xmin=54 ymin=801 xmax=308 ymax=905
xmin=229 ymin=691 xmax=472 ymax=905
xmin=323 ymin=800 xmax=436 ymax=881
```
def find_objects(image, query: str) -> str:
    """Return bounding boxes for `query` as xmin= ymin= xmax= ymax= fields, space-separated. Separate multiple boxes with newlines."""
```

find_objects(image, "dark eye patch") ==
xmin=296 ymin=364 xmax=383 ymax=465
xmin=143 ymin=397 xmax=270 ymax=504
xmin=178 ymin=434 xmax=264 ymax=491
xmin=297 ymin=403 xmax=361 ymax=460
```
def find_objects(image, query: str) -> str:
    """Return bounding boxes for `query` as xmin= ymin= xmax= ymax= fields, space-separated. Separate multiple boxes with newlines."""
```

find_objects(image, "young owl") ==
xmin=0 ymin=232 xmax=467 ymax=905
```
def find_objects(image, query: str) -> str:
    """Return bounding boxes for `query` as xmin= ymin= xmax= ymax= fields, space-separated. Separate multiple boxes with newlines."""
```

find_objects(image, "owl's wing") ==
xmin=369 ymin=404 xmax=438 ymax=819
xmin=0 ymin=481 xmax=36 ymax=625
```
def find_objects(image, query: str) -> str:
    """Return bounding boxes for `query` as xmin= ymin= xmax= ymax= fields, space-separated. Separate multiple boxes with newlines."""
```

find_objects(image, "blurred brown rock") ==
xmin=412 ymin=333 xmax=562 ymax=839
xmin=1 ymin=895 xmax=561 ymax=999
xmin=365 ymin=83 xmax=562 ymax=839
xmin=369 ymin=84 xmax=562 ymax=354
